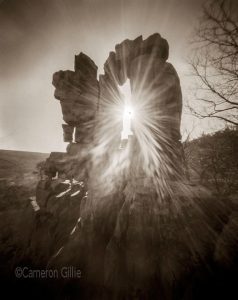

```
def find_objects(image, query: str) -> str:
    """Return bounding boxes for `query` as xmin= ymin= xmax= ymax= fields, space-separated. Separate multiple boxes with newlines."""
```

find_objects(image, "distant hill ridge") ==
xmin=0 ymin=149 xmax=49 ymax=181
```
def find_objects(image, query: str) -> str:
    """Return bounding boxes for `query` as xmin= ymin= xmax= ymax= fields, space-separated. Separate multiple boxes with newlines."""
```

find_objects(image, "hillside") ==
xmin=0 ymin=149 xmax=48 ymax=186
xmin=0 ymin=134 xmax=238 ymax=298
xmin=184 ymin=127 xmax=238 ymax=196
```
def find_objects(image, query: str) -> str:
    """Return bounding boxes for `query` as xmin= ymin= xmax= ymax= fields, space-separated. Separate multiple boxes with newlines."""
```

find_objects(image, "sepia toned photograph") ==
xmin=0 ymin=0 xmax=238 ymax=299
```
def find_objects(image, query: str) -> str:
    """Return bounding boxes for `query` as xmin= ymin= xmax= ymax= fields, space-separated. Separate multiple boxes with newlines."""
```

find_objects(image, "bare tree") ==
xmin=189 ymin=0 xmax=238 ymax=125
xmin=184 ymin=127 xmax=238 ymax=195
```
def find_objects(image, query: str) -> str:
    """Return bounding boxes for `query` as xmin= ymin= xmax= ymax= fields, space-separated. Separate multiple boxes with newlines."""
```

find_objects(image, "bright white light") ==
xmin=118 ymin=80 xmax=134 ymax=141
xmin=121 ymin=105 xmax=133 ymax=140
xmin=124 ymin=106 xmax=134 ymax=118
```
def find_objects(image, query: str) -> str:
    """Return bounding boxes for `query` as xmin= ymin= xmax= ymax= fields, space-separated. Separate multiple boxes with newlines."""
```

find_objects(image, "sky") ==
xmin=0 ymin=0 xmax=225 ymax=153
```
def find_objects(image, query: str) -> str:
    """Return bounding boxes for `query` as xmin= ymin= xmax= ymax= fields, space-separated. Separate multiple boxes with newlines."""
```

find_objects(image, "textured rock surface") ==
xmin=62 ymin=124 xmax=74 ymax=142
xmin=52 ymin=53 xmax=98 ymax=145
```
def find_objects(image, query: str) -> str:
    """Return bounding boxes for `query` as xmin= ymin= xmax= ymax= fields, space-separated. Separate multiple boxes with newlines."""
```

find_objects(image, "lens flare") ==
xmin=121 ymin=106 xmax=133 ymax=140
xmin=91 ymin=62 xmax=186 ymax=203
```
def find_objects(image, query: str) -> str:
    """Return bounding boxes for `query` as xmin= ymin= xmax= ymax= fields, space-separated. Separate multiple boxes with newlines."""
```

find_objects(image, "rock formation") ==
xmin=50 ymin=52 xmax=99 ymax=182
xmin=50 ymin=33 xmax=183 ymax=184
xmin=11 ymin=33 xmax=237 ymax=300
xmin=43 ymin=34 xmax=197 ymax=299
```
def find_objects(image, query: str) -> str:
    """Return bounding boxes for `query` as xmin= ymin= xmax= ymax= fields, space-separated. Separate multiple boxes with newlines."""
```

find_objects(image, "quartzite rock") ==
xmin=62 ymin=124 xmax=74 ymax=142
xmin=52 ymin=53 xmax=99 ymax=128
